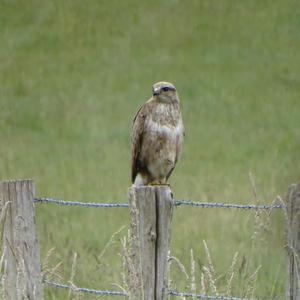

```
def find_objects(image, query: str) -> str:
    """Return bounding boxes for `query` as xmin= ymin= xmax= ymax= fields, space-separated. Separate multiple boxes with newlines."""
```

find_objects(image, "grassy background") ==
xmin=1 ymin=0 xmax=300 ymax=298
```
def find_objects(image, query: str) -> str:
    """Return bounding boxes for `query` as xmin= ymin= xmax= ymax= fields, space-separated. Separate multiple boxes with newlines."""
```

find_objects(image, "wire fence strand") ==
xmin=43 ymin=279 xmax=249 ymax=300
xmin=169 ymin=290 xmax=249 ymax=300
xmin=34 ymin=197 xmax=129 ymax=207
xmin=43 ymin=279 xmax=128 ymax=297
xmin=174 ymin=199 xmax=283 ymax=210
xmin=34 ymin=197 xmax=284 ymax=210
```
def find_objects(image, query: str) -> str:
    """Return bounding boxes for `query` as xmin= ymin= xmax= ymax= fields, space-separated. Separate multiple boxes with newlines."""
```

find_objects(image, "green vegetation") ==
xmin=1 ymin=0 xmax=299 ymax=298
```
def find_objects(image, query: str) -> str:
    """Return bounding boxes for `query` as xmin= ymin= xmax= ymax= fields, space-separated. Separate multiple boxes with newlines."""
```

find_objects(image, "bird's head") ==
xmin=152 ymin=81 xmax=179 ymax=103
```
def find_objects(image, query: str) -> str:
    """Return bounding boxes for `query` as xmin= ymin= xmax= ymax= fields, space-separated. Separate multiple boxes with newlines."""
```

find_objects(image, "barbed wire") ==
xmin=34 ymin=197 xmax=283 ymax=210
xmin=43 ymin=279 xmax=128 ymax=296
xmin=169 ymin=290 xmax=249 ymax=300
xmin=34 ymin=197 xmax=129 ymax=207
xmin=43 ymin=279 xmax=249 ymax=299
xmin=174 ymin=200 xmax=283 ymax=210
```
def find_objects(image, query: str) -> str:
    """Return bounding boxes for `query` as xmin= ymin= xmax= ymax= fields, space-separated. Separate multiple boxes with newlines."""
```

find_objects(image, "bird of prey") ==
xmin=131 ymin=81 xmax=184 ymax=186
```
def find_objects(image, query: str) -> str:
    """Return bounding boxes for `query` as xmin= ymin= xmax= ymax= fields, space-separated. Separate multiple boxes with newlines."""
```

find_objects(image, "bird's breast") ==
xmin=147 ymin=103 xmax=182 ymax=138
xmin=147 ymin=119 xmax=181 ymax=139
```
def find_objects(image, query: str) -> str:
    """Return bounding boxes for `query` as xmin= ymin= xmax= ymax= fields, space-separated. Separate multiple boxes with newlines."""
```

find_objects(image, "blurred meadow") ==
xmin=1 ymin=0 xmax=300 ymax=298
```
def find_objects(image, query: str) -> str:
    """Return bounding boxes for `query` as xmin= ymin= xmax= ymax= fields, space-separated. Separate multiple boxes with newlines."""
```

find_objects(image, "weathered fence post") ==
xmin=128 ymin=186 xmax=173 ymax=300
xmin=0 ymin=179 xmax=43 ymax=300
xmin=285 ymin=182 xmax=300 ymax=300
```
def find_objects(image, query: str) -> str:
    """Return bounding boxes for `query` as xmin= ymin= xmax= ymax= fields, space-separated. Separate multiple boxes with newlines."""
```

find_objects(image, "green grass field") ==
xmin=1 ymin=0 xmax=300 ymax=298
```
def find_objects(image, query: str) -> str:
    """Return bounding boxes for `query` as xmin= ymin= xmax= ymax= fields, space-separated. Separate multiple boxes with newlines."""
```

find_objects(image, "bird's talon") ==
xmin=148 ymin=181 xmax=170 ymax=187
xmin=148 ymin=181 xmax=161 ymax=186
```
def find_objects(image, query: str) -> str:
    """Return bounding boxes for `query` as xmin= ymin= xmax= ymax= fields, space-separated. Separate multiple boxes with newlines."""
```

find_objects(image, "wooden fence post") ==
xmin=0 ymin=179 xmax=43 ymax=300
xmin=128 ymin=186 xmax=173 ymax=300
xmin=285 ymin=182 xmax=300 ymax=300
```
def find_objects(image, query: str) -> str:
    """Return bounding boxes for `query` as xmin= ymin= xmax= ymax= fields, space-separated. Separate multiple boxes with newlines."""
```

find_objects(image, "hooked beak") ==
xmin=152 ymin=87 xmax=160 ymax=96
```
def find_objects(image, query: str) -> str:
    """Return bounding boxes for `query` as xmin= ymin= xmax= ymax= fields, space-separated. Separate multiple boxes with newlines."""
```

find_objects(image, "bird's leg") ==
xmin=159 ymin=178 xmax=170 ymax=187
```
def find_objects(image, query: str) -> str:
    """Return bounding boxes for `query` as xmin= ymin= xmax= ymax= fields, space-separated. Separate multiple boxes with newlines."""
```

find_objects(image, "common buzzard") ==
xmin=131 ymin=81 xmax=184 ymax=186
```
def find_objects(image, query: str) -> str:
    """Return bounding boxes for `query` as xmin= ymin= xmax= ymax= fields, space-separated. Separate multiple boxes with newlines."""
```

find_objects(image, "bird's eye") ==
xmin=162 ymin=87 xmax=170 ymax=92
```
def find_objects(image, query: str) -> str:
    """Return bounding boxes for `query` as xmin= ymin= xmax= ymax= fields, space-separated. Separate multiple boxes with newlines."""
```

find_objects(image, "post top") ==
xmin=0 ymin=179 xmax=33 ymax=184
xmin=129 ymin=185 xmax=171 ymax=191
xmin=129 ymin=185 xmax=172 ymax=198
